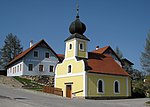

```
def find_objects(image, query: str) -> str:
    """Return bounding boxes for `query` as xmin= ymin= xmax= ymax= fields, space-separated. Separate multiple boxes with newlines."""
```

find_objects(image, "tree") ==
xmin=0 ymin=51 xmax=3 ymax=69
xmin=0 ymin=33 xmax=23 ymax=68
xmin=141 ymin=31 xmax=150 ymax=73
xmin=115 ymin=46 xmax=123 ymax=59
xmin=131 ymin=69 xmax=145 ymax=80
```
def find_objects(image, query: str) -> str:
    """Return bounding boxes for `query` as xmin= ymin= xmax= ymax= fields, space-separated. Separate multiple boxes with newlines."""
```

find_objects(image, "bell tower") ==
xmin=64 ymin=5 xmax=90 ymax=59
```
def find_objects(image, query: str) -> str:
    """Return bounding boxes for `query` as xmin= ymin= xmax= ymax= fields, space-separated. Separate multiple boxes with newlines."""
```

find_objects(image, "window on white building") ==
xmin=14 ymin=67 xmax=16 ymax=73
xmin=45 ymin=52 xmax=50 ymax=58
xmin=10 ymin=68 xmax=11 ymax=73
xmin=20 ymin=64 xmax=22 ymax=71
xmin=34 ymin=51 xmax=39 ymax=57
xmin=28 ymin=64 xmax=33 ymax=71
xmin=13 ymin=68 xmax=15 ymax=73
xmin=17 ymin=65 xmax=19 ymax=72
xmin=49 ymin=65 xmax=54 ymax=72
xmin=39 ymin=65 xmax=44 ymax=72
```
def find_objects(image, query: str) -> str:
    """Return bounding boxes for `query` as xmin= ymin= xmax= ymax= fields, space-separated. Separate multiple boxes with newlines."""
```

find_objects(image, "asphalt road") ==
xmin=0 ymin=84 xmax=149 ymax=107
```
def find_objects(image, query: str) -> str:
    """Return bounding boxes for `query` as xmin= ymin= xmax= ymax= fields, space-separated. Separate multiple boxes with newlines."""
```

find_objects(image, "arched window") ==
xmin=79 ymin=42 xmax=84 ymax=51
xmin=97 ymin=79 xmax=104 ymax=93
xmin=69 ymin=44 xmax=72 ymax=50
xmin=114 ymin=80 xmax=120 ymax=93
xmin=68 ymin=65 xmax=71 ymax=73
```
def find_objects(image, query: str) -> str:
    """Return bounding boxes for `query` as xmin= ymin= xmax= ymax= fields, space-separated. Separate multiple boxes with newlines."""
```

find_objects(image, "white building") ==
xmin=7 ymin=40 xmax=61 ymax=76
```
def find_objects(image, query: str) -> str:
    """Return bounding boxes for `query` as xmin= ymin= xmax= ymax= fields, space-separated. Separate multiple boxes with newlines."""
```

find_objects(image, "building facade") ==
xmin=7 ymin=40 xmax=61 ymax=76
xmin=55 ymin=10 xmax=131 ymax=98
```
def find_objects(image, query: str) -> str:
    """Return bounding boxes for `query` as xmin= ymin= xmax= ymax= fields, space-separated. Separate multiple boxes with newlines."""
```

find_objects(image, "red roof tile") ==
xmin=87 ymin=52 xmax=129 ymax=76
xmin=57 ymin=54 xmax=65 ymax=61
xmin=93 ymin=46 xmax=123 ymax=65
xmin=93 ymin=46 xmax=110 ymax=54
xmin=7 ymin=40 xmax=61 ymax=67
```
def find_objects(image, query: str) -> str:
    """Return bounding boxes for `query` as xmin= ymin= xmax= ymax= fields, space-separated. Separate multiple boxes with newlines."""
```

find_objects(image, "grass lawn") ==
xmin=14 ymin=76 xmax=44 ymax=91
xmin=14 ymin=76 xmax=32 ymax=84
xmin=146 ymin=101 xmax=150 ymax=104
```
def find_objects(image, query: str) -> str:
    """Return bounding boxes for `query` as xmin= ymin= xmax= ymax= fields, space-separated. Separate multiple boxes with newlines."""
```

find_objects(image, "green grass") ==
xmin=146 ymin=101 xmax=150 ymax=104
xmin=14 ymin=76 xmax=32 ymax=84
xmin=14 ymin=76 xmax=43 ymax=91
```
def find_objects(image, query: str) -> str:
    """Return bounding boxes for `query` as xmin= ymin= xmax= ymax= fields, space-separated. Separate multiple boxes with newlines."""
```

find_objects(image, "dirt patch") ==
xmin=0 ymin=75 xmax=23 ymax=88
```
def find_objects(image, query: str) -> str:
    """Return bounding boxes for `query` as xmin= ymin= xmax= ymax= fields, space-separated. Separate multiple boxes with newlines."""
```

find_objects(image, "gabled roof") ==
xmin=87 ymin=52 xmax=129 ymax=76
xmin=93 ymin=46 xmax=110 ymax=54
xmin=57 ymin=54 xmax=65 ymax=61
xmin=57 ymin=51 xmax=129 ymax=76
xmin=7 ymin=40 xmax=61 ymax=67
xmin=93 ymin=46 xmax=123 ymax=65
xmin=121 ymin=58 xmax=134 ymax=65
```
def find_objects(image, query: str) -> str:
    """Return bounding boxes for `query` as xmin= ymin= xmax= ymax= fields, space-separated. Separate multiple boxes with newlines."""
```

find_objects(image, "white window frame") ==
xmin=33 ymin=50 xmax=39 ymax=58
xmin=8 ymin=68 xmax=10 ymax=73
xmin=79 ymin=42 xmax=84 ymax=51
xmin=97 ymin=79 xmax=104 ymax=94
xmin=20 ymin=64 xmax=22 ymax=72
xmin=10 ymin=68 xmax=11 ymax=73
xmin=17 ymin=65 xmax=19 ymax=72
xmin=28 ymin=63 xmax=34 ymax=71
xmin=114 ymin=80 xmax=120 ymax=94
xmin=13 ymin=67 xmax=14 ymax=74
xmin=14 ymin=67 xmax=16 ymax=73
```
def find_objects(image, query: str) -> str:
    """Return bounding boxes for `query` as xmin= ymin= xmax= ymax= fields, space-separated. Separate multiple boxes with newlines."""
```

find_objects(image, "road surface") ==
xmin=0 ymin=84 xmax=149 ymax=107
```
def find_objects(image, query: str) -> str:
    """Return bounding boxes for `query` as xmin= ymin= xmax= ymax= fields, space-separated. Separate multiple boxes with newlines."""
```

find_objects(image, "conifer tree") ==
xmin=141 ymin=31 xmax=150 ymax=73
xmin=0 ymin=33 xmax=23 ymax=68
xmin=115 ymin=46 xmax=123 ymax=59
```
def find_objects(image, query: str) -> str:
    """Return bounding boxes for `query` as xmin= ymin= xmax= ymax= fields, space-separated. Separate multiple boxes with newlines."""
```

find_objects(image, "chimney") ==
xmin=96 ymin=46 xmax=99 ymax=50
xmin=30 ymin=40 xmax=34 ymax=47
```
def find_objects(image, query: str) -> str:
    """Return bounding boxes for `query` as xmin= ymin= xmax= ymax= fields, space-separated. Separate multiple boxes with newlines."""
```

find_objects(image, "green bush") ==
xmin=132 ymin=87 xmax=146 ymax=98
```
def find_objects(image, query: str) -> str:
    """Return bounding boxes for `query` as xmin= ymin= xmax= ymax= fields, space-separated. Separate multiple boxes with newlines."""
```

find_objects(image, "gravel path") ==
xmin=0 ymin=84 xmax=149 ymax=107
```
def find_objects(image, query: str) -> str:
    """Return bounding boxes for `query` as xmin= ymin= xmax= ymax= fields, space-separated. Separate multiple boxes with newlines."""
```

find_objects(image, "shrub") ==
xmin=132 ymin=87 xmax=146 ymax=98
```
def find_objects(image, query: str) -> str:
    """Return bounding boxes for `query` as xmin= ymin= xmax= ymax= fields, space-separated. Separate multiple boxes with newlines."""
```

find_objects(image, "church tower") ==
xmin=64 ymin=6 xmax=90 ymax=59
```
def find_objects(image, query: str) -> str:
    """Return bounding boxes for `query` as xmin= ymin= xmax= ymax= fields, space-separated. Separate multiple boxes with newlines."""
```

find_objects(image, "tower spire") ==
xmin=76 ymin=0 xmax=79 ymax=18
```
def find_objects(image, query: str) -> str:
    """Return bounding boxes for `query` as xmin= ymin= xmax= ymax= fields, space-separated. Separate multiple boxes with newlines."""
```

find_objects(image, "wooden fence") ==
xmin=0 ymin=70 xmax=7 ymax=76
xmin=42 ymin=86 xmax=63 ymax=96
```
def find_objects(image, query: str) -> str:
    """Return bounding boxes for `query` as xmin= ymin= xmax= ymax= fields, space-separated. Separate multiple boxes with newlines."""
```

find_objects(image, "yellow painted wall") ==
xmin=65 ymin=39 xmax=88 ymax=59
xmin=56 ymin=59 xmax=84 ymax=75
xmin=87 ymin=73 xmax=131 ymax=97
xmin=78 ymin=51 xmax=86 ymax=58
xmin=77 ymin=41 xmax=87 ymax=58
xmin=56 ymin=76 xmax=83 ymax=97
xmin=128 ymin=77 xmax=131 ymax=96
xmin=66 ymin=40 xmax=75 ymax=58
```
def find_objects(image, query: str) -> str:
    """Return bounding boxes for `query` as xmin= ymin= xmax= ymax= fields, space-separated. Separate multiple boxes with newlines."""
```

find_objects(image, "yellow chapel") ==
xmin=55 ymin=8 xmax=131 ymax=99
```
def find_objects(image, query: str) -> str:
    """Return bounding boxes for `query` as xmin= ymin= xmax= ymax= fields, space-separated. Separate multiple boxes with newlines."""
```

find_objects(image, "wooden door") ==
xmin=66 ymin=85 xmax=72 ymax=98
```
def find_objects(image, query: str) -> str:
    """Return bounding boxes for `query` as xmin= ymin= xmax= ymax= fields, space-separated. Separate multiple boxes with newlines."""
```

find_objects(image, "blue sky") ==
xmin=0 ymin=0 xmax=150 ymax=70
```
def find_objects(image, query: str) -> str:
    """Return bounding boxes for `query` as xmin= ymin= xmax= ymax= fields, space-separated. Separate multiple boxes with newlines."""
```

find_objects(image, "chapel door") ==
xmin=66 ymin=85 xmax=72 ymax=98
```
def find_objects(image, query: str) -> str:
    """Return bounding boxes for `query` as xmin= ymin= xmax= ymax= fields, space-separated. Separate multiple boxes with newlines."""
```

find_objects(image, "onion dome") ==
xmin=69 ymin=17 xmax=86 ymax=34
xmin=64 ymin=4 xmax=90 ymax=42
